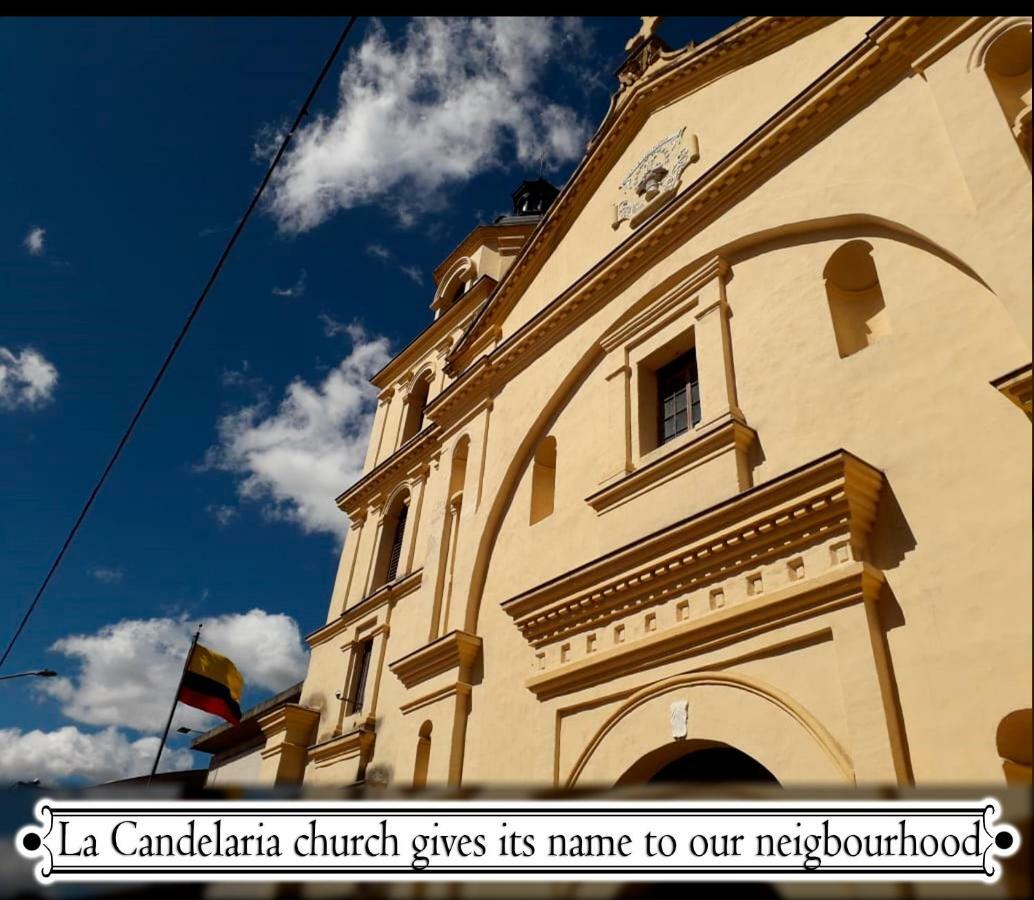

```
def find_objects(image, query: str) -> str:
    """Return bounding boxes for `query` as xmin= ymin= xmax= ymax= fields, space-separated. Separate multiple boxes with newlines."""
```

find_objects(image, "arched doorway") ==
xmin=650 ymin=745 xmax=779 ymax=785
xmin=616 ymin=739 xmax=780 ymax=786
xmin=569 ymin=673 xmax=853 ymax=787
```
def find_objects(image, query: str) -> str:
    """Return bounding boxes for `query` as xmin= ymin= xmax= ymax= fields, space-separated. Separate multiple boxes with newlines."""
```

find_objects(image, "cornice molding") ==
xmin=502 ymin=450 xmax=883 ymax=649
xmin=306 ymin=569 xmax=421 ymax=649
xmin=370 ymin=275 xmax=495 ymax=390
xmin=257 ymin=704 xmax=320 ymax=748
xmin=436 ymin=19 xmax=964 ymax=433
xmin=307 ymin=724 xmax=375 ymax=768
xmin=991 ymin=363 xmax=1033 ymax=416
xmin=432 ymin=221 xmax=537 ymax=285
xmin=446 ymin=17 xmax=832 ymax=372
xmin=388 ymin=629 xmax=482 ymax=690
xmin=587 ymin=415 xmax=755 ymax=514
xmin=526 ymin=562 xmax=884 ymax=700
xmin=335 ymin=427 xmax=439 ymax=516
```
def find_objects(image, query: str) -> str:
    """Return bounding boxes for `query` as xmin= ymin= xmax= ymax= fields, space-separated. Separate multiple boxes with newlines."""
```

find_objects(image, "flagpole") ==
xmin=147 ymin=623 xmax=202 ymax=786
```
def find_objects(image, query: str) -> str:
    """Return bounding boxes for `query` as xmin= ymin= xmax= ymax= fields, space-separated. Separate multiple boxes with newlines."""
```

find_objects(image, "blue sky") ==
xmin=0 ymin=16 xmax=738 ymax=786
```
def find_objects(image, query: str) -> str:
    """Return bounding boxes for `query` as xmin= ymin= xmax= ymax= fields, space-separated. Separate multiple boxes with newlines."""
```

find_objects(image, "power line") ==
xmin=0 ymin=16 xmax=360 ymax=671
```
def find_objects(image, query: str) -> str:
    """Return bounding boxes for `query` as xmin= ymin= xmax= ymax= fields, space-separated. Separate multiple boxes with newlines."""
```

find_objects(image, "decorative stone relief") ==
xmin=669 ymin=699 xmax=688 ymax=740
xmin=613 ymin=127 xmax=700 ymax=229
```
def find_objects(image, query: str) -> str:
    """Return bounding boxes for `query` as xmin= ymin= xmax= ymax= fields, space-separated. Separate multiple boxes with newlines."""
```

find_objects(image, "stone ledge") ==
xmin=388 ymin=629 xmax=482 ymax=690
xmin=504 ymin=449 xmax=883 ymax=648
xmin=526 ymin=561 xmax=883 ymax=700
xmin=992 ymin=363 xmax=1032 ymax=416
xmin=587 ymin=415 xmax=755 ymax=514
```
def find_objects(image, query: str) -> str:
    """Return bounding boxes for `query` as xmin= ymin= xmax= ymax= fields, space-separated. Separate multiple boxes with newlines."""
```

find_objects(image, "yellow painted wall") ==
xmin=281 ymin=17 xmax=1031 ymax=792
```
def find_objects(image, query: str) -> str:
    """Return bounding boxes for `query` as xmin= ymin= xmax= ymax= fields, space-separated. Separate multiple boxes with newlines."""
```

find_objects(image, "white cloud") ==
xmin=39 ymin=610 xmax=309 ymax=733
xmin=206 ymin=503 xmax=238 ymax=527
xmin=0 ymin=726 xmax=193 ymax=786
xmin=364 ymin=243 xmax=423 ymax=285
xmin=204 ymin=325 xmax=391 ymax=536
xmin=272 ymin=268 xmax=307 ymax=298
xmin=266 ymin=17 xmax=590 ymax=231
xmin=89 ymin=566 xmax=124 ymax=585
xmin=317 ymin=312 xmax=356 ymax=338
xmin=0 ymin=346 xmax=59 ymax=410
xmin=23 ymin=226 xmax=45 ymax=255
xmin=399 ymin=265 xmax=423 ymax=286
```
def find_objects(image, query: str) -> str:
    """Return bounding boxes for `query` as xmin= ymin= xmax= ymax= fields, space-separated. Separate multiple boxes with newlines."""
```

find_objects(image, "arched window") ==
xmin=413 ymin=721 xmax=433 ymax=789
xmin=400 ymin=371 xmax=433 ymax=445
xmin=430 ymin=437 xmax=469 ymax=640
xmin=530 ymin=436 xmax=557 ymax=525
xmin=823 ymin=241 xmax=890 ymax=359
xmin=983 ymin=23 xmax=1032 ymax=165
xmin=372 ymin=490 xmax=410 ymax=590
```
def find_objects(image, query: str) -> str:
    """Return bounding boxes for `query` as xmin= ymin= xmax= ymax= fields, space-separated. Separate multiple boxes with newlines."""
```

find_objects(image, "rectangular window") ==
xmin=350 ymin=640 xmax=374 ymax=714
xmin=657 ymin=349 xmax=701 ymax=445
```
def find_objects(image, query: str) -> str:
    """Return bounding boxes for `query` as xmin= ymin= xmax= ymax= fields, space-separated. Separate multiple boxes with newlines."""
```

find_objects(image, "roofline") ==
xmin=191 ymin=681 xmax=303 ymax=754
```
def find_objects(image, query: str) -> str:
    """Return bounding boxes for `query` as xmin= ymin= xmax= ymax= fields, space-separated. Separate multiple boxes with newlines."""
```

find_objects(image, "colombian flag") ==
xmin=177 ymin=644 xmax=244 ymax=725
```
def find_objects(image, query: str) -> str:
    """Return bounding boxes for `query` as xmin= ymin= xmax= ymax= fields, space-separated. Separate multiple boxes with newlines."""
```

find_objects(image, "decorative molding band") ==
xmin=599 ymin=257 xmax=726 ymax=353
xmin=528 ymin=562 xmax=883 ymax=701
xmin=448 ymin=17 xmax=828 ymax=372
xmin=335 ymin=428 xmax=440 ymax=517
xmin=398 ymin=681 xmax=473 ymax=716
xmin=388 ymin=629 xmax=483 ymax=690
xmin=991 ymin=363 xmax=1032 ymax=416
xmin=307 ymin=725 xmax=375 ymax=769
xmin=438 ymin=19 xmax=964 ymax=429
xmin=370 ymin=274 xmax=496 ymax=391
xmin=306 ymin=569 xmax=422 ymax=649
xmin=587 ymin=415 xmax=755 ymax=514
xmin=256 ymin=704 xmax=320 ymax=748
xmin=502 ymin=450 xmax=883 ymax=648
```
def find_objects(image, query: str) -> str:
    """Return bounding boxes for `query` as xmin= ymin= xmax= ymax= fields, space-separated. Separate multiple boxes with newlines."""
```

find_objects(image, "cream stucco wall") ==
xmin=278 ymin=17 xmax=1031 ymax=793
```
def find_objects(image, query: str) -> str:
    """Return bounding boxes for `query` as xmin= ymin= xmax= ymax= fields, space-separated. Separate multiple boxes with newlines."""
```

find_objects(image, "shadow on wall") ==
xmin=869 ymin=480 xmax=917 ymax=573
xmin=823 ymin=240 xmax=889 ymax=359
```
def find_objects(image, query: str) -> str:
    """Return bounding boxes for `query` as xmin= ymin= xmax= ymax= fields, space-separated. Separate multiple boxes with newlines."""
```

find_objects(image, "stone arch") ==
xmin=619 ymin=741 xmax=781 ymax=785
xmin=967 ymin=17 xmax=1032 ymax=74
xmin=566 ymin=671 xmax=853 ymax=787
xmin=372 ymin=484 xmax=412 ymax=590
xmin=433 ymin=256 xmax=477 ymax=315
xmin=460 ymin=213 xmax=988 ymax=636
xmin=401 ymin=366 xmax=435 ymax=444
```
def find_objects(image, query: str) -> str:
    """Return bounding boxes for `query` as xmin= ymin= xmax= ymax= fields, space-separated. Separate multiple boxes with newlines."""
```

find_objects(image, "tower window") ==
xmin=385 ymin=502 xmax=408 ymax=583
xmin=350 ymin=639 xmax=374 ymax=714
xmin=400 ymin=372 xmax=433 ymax=445
xmin=657 ymin=350 xmax=701 ymax=445
xmin=372 ymin=491 xmax=411 ymax=591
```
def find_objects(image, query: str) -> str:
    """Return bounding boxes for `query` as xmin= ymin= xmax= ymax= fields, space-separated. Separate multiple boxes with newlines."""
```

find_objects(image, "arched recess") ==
xmin=400 ymin=367 xmax=434 ymax=445
xmin=460 ymin=213 xmax=989 ymax=636
xmin=371 ymin=485 xmax=412 ymax=590
xmin=969 ymin=18 xmax=1033 ymax=165
xmin=432 ymin=257 xmax=477 ymax=317
xmin=566 ymin=672 xmax=852 ymax=788
xmin=824 ymin=240 xmax=890 ymax=358
xmin=430 ymin=436 xmax=470 ymax=640
xmin=413 ymin=721 xmax=433 ymax=789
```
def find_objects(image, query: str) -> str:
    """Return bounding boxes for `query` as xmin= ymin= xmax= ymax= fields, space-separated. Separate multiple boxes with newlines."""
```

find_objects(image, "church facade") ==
xmin=201 ymin=16 xmax=1033 ymax=790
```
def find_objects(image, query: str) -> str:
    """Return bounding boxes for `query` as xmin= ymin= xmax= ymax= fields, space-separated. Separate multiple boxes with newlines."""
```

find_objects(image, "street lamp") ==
xmin=0 ymin=669 xmax=58 ymax=682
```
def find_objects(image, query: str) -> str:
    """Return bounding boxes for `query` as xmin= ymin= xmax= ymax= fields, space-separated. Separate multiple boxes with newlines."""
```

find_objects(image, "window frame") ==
xmin=349 ymin=639 xmax=374 ymax=715
xmin=656 ymin=349 xmax=701 ymax=446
